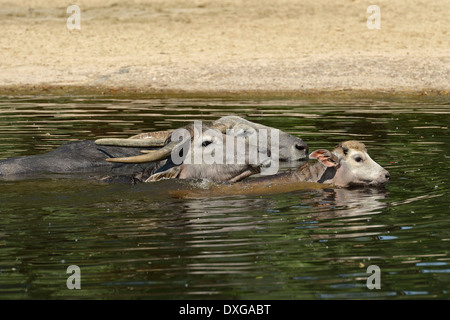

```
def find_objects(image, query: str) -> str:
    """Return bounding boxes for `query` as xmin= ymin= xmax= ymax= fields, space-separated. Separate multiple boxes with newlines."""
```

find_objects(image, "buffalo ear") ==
xmin=309 ymin=149 xmax=339 ymax=167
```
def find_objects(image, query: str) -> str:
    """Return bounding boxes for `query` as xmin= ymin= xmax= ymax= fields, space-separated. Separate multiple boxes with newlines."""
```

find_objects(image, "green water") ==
xmin=0 ymin=95 xmax=449 ymax=299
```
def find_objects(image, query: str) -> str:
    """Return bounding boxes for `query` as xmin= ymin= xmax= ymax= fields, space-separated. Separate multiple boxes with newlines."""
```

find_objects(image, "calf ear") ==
xmin=309 ymin=149 xmax=339 ymax=167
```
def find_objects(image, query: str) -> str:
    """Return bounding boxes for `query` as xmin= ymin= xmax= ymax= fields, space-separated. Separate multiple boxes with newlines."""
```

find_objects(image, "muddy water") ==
xmin=0 ymin=95 xmax=449 ymax=299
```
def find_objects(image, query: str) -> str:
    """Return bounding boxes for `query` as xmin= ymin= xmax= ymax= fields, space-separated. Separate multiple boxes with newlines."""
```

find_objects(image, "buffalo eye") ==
xmin=202 ymin=140 xmax=212 ymax=147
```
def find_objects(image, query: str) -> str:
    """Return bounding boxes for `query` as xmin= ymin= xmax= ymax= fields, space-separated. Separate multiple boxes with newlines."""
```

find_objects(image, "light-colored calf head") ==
xmin=309 ymin=141 xmax=389 ymax=187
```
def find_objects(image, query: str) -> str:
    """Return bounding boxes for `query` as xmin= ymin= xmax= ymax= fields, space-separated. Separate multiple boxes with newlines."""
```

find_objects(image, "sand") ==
xmin=0 ymin=0 xmax=448 ymax=96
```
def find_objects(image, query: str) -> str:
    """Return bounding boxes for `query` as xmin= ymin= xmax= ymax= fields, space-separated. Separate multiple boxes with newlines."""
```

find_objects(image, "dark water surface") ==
xmin=0 ymin=95 xmax=448 ymax=299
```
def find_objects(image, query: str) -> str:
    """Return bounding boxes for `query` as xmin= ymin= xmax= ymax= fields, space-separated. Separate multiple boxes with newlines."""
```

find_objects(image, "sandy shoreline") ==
xmin=0 ymin=0 xmax=448 ymax=96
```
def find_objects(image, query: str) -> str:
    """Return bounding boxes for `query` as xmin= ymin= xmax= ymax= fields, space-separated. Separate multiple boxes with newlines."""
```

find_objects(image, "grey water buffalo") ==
xmin=0 ymin=116 xmax=307 ymax=183
xmin=135 ymin=121 xmax=274 ymax=183
xmin=96 ymin=116 xmax=308 ymax=163
xmin=212 ymin=116 xmax=308 ymax=161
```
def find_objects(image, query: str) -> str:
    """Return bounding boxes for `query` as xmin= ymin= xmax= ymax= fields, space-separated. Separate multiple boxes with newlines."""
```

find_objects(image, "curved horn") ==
xmin=212 ymin=116 xmax=244 ymax=129
xmin=207 ymin=123 xmax=229 ymax=133
xmin=129 ymin=130 xmax=173 ymax=141
xmin=105 ymin=140 xmax=180 ymax=163
xmin=95 ymin=138 xmax=167 ymax=147
xmin=95 ymin=130 xmax=173 ymax=147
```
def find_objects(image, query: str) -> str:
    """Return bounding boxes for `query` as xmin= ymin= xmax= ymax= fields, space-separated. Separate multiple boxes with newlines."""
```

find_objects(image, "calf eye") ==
xmin=355 ymin=156 xmax=363 ymax=163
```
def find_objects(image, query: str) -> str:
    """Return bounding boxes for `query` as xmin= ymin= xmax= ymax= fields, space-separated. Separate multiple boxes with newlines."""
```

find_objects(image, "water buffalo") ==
xmin=96 ymin=115 xmax=308 ymax=163
xmin=135 ymin=121 xmax=275 ymax=183
xmin=212 ymin=116 xmax=308 ymax=162
xmin=173 ymin=140 xmax=390 ymax=197
xmin=0 ymin=116 xmax=307 ymax=183
xmin=241 ymin=140 xmax=390 ymax=188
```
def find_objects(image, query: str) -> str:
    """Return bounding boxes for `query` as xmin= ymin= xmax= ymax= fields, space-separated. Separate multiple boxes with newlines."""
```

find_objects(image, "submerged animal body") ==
xmin=0 ymin=140 xmax=153 ymax=178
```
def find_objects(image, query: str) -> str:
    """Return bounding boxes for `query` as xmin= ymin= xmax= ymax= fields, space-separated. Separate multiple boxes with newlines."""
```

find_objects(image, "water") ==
xmin=0 ymin=95 xmax=448 ymax=299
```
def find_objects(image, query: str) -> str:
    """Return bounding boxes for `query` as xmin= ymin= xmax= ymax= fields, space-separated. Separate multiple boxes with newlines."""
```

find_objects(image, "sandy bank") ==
xmin=0 ymin=0 xmax=448 ymax=96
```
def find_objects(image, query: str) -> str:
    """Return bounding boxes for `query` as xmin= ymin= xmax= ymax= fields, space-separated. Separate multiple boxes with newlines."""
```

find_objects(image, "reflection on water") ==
xmin=0 ymin=96 xmax=449 ymax=299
